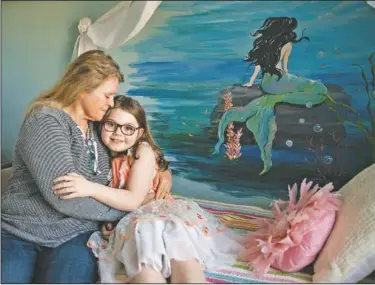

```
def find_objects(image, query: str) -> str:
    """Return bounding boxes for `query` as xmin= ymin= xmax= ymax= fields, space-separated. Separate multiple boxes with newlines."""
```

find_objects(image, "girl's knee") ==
xmin=170 ymin=259 xmax=206 ymax=283
xmin=131 ymin=266 xmax=166 ymax=283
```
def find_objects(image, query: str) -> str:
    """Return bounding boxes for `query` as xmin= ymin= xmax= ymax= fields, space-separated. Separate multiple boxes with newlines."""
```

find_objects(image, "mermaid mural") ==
xmin=213 ymin=17 xmax=328 ymax=175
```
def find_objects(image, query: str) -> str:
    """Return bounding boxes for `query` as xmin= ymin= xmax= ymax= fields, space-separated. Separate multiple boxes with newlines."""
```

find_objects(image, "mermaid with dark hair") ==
xmin=213 ymin=17 xmax=328 ymax=175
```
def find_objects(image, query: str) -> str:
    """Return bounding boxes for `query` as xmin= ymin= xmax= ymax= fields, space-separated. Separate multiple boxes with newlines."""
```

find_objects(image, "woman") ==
xmin=214 ymin=17 xmax=328 ymax=175
xmin=1 ymin=50 xmax=172 ymax=284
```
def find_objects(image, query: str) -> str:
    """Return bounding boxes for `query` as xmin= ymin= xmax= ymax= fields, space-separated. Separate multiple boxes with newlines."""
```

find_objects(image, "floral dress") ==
xmin=87 ymin=155 xmax=244 ymax=283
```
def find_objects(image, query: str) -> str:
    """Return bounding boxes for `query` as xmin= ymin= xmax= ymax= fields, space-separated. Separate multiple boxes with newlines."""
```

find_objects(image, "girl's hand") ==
xmin=52 ymin=173 xmax=94 ymax=199
xmin=243 ymin=82 xmax=253 ymax=87
xmin=154 ymin=169 xmax=172 ymax=199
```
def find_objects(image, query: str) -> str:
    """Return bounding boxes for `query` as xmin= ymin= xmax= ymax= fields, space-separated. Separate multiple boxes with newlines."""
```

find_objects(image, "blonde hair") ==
xmin=102 ymin=95 xmax=170 ymax=172
xmin=25 ymin=50 xmax=124 ymax=117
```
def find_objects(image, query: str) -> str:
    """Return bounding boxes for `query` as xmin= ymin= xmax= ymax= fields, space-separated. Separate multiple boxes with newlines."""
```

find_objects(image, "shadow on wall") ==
xmin=1 ymin=1 xmax=119 ymax=162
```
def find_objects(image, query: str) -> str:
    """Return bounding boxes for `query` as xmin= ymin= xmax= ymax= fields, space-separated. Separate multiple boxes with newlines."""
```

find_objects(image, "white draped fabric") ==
xmin=72 ymin=0 xmax=374 ymax=60
xmin=71 ymin=1 xmax=162 ymax=60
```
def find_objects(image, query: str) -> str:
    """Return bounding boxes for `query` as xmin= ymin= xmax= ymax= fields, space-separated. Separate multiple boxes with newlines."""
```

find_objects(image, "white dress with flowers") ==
xmin=87 ymin=156 xmax=244 ymax=282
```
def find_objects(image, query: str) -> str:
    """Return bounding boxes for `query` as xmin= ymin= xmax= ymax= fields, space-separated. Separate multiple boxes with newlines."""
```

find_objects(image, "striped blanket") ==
xmin=112 ymin=197 xmax=375 ymax=283
xmin=195 ymin=198 xmax=313 ymax=284
xmin=195 ymin=197 xmax=375 ymax=284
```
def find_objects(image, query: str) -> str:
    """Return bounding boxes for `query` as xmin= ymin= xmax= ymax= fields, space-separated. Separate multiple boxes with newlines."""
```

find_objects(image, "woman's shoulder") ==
xmin=25 ymin=107 xmax=72 ymax=127
xmin=20 ymin=107 xmax=79 ymax=140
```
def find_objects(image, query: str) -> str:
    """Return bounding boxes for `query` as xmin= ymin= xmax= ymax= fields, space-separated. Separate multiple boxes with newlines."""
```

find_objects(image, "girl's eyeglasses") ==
xmin=103 ymin=120 xmax=140 ymax=136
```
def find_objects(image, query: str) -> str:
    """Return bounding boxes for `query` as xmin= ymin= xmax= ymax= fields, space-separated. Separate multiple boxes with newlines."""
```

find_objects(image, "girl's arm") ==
xmin=53 ymin=143 xmax=156 ymax=212
xmin=92 ymin=143 xmax=156 ymax=211
xmin=243 ymin=65 xmax=261 ymax=87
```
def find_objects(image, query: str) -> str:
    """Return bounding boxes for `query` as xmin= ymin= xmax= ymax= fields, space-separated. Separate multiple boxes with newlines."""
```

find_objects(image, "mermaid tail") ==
xmin=213 ymin=73 xmax=327 ymax=175
xmin=245 ymin=105 xmax=277 ymax=175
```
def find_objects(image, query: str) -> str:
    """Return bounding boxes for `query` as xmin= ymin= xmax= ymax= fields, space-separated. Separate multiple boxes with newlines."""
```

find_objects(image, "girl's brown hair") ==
xmin=25 ymin=50 xmax=124 ymax=117
xmin=102 ymin=95 xmax=169 ymax=171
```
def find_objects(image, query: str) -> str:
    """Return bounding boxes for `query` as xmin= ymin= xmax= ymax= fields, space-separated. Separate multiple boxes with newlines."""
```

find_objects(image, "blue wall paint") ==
xmin=119 ymin=1 xmax=375 ymax=203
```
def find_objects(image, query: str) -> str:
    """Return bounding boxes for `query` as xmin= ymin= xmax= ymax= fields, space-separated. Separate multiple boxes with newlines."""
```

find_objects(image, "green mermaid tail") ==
xmin=213 ymin=73 xmax=328 ymax=175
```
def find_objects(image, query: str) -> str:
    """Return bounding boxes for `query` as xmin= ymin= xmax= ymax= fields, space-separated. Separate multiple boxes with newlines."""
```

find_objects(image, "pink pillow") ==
xmin=239 ymin=179 xmax=342 ymax=275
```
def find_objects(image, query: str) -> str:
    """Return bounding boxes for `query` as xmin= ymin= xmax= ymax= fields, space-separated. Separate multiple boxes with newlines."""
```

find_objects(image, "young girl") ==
xmin=53 ymin=95 xmax=244 ymax=283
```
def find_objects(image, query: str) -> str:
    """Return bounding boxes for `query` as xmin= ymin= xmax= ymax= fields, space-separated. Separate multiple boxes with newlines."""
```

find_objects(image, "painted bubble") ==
xmin=313 ymin=124 xmax=323 ymax=133
xmin=286 ymin=140 xmax=293 ymax=147
xmin=299 ymin=118 xmax=305 ymax=124
xmin=323 ymin=155 xmax=333 ymax=165
xmin=306 ymin=102 xmax=313 ymax=108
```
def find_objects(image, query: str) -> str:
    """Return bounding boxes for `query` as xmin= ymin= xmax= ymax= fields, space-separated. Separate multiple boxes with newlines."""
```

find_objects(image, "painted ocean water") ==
xmin=120 ymin=1 xmax=375 ymax=206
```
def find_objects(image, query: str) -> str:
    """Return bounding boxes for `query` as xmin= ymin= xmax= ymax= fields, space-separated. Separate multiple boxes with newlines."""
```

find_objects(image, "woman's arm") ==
xmin=19 ymin=112 xmax=126 ymax=221
xmin=243 ymin=65 xmax=261 ymax=87
xmin=54 ymin=143 xmax=157 ymax=212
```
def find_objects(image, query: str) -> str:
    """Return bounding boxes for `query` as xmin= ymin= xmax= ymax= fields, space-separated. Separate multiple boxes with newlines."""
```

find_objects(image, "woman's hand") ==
xmin=242 ymin=82 xmax=253 ymax=87
xmin=154 ymin=169 xmax=172 ymax=199
xmin=52 ymin=173 xmax=95 ymax=199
